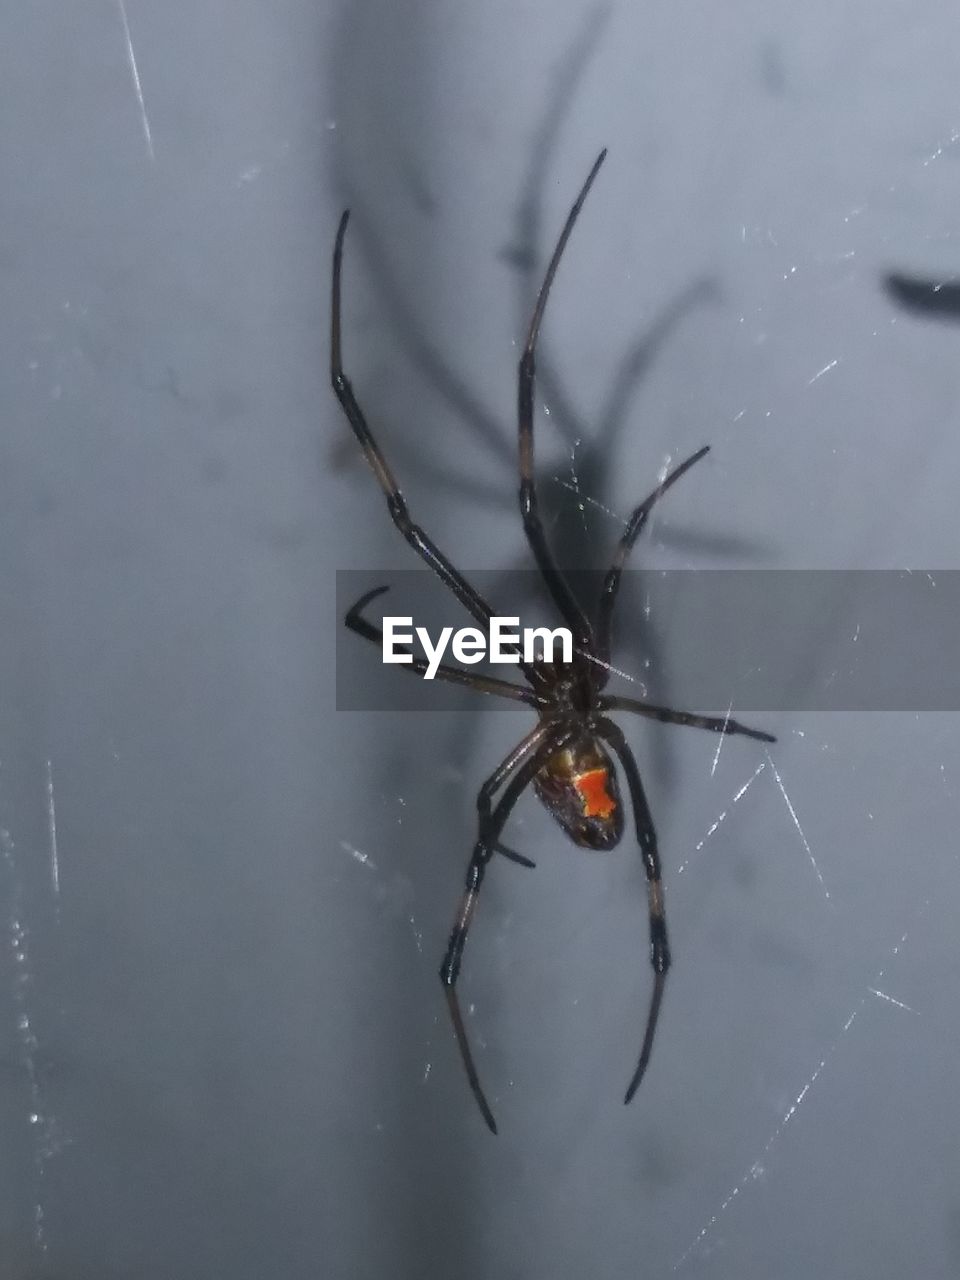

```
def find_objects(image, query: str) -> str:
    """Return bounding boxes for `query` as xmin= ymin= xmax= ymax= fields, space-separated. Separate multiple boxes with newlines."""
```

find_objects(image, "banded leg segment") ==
xmin=440 ymin=727 xmax=568 ymax=1133
xmin=594 ymin=446 xmax=710 ymax=680
xmin=602 ymin=695 xmax=775 ymax=743
xmin=345 ymin=586 xmax=540 ymax=705
xmin=331 ymin=213 xmax=545 ymax=689
xmin=517 ymin=151 xmax=606 ymax=652
xmin=598 ymin=718 xmax=669 ymax=1104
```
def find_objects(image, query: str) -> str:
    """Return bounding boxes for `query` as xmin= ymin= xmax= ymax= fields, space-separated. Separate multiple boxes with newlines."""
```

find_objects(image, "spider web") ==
xmin=331 ymin=6 xmax=960 ymax=1279
xmin=1 ymin=2 xmax=959 ymax=1277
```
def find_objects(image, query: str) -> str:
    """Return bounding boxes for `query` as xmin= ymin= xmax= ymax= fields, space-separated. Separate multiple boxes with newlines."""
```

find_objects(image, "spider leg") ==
xmin=517 ymin=150 xmax=606 ymax=652
xmin=345 ymin=586 xmax=541 ymax=705
xmin=596 ymin=717 xmax=669 ymax=1104
xmin=493 ymin=841 xmax=536 ymax=869
xmin=594 ymin=446 xmax=710 ymax=679
xmin=474 ymin=723 xmax=560 ymax=870
xmin=348 ymin=587 xmax=542 ymax=870
xmin=441 ymin=726 xmax=566 ymax=1132
xmin=601 ymin=694 xmax=775 ymax=743
xmin=331 ymin=214 xmax=545 ymax=690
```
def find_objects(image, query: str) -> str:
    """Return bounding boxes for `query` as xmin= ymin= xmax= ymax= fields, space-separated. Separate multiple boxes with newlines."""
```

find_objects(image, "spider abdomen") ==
xmin=533 ymin=737 xmax=624 ymax=851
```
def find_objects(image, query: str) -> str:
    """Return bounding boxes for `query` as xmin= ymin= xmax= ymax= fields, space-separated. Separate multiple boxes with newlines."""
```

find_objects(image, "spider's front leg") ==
xmin=597 ymin=718 xmax=670 ymax=1103
xmin=440 ymin=726 xmax=566 ymax=1133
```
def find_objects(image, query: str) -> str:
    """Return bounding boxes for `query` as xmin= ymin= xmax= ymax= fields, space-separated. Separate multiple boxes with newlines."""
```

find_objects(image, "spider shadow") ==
xmin=332 ymin=7 xmax=771 ymax=815
xmin=327 ymin=5 xmax=779 ymax=1167
xmin=883 ymin=272 xmax=960 ymax=321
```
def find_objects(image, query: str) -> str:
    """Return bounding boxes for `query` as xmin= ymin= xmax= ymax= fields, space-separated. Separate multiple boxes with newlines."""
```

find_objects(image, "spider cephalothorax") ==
xmin=331 ymin=149 xmax=774 ymax=1133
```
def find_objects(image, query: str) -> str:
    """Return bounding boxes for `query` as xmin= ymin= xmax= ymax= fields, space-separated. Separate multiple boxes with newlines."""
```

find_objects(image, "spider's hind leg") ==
xmin=441 ymin=728 xmax=565 ymax=1132
xmin=596 ymin=718 xmax=670 ymax=1103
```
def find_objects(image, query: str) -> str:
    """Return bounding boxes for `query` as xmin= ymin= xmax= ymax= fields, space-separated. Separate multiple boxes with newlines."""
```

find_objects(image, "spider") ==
xmin=331 ymin=149 xmax=775 ymax=1133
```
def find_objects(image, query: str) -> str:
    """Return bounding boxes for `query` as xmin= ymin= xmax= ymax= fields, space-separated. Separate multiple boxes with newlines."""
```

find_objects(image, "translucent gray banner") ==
xmin=335 ymin=569 xmax=955 ymax=711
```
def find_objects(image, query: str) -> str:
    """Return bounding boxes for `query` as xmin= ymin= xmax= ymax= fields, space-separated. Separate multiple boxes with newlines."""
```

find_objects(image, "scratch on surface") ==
xmin=340 ymin=839 xmax=377 ymax=871
xmin=564 ymin=438 xmax=589 ymax=538
xmin=765 ymin=750 xmax=830 ymax=902
xmin=45 ymin=761 xmax=60 ymax=903
xmin=117 ymin=1 xmax=155 ymax=162
xmin=922 ymin=127 xmax=960 ymax=167
xmin=677 ymin=761 xmax=765 ymax=875
xmin=807 ymin=358 xmax=839 ymax=386
xmin=237 ymin=164 xmax=263 ymax=186
xmin=574 ymin=645 xmax=649 ymax=694
xmin=557 ymin=451 xmax=675 ymax=547
xmin=869 ymin=987 xmax=916 ymax=1014
xmin=408 ymin=914 xmax=423 ymax=953
xmin=646 ymin=454 xmax=678 ymax=544
xmin=1 ymin=826 xmax=62 ymax=1253
xmin=674 ymin=920 xmax=918 ymax=1270
xmin=554 ymin=477 xmax=627 ymax=528
xmin=234 ymin=141 xmax=291 ymax=189
xmin=710 ymin=702 xmax=734 ymax=777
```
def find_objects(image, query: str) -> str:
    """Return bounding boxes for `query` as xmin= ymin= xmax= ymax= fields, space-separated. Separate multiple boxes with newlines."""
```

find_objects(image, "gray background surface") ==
xmin=1 ymin=2 xmax=958 ymax=1277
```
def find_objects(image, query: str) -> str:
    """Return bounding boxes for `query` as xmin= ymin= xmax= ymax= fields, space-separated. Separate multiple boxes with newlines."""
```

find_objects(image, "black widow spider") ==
xmin=331 ymin=150 xmax=775 ymax=1133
